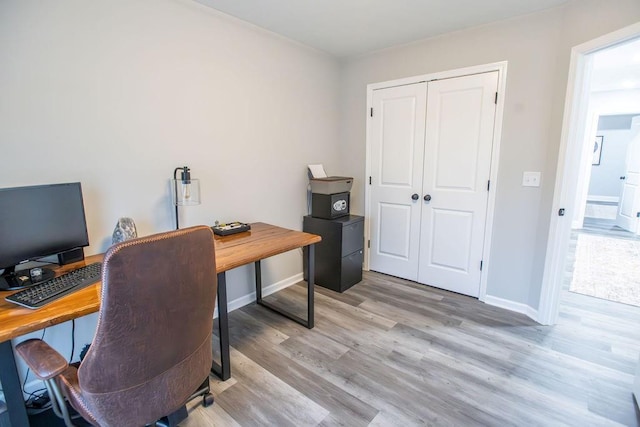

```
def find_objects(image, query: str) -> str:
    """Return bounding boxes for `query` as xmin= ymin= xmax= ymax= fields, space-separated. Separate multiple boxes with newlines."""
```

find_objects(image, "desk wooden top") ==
xmin=0 ymin=222 xmax=320 ymax=343
xmin=214 ymin=222 xmax=320 ymax=272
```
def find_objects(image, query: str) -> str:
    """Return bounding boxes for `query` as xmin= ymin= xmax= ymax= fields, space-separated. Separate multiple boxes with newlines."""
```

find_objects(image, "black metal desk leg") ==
xmin=255 ymin=244 xmax=315 ymax=329
xmin=0 ymin=340 xmax=30 ymax=427
xmin=210 ymin=272 xmax=230 ymax=381
xmin=307 ymin=243 xmax=315 ymax=328
xmin=255 ymin=261 xmax=262 ymax=302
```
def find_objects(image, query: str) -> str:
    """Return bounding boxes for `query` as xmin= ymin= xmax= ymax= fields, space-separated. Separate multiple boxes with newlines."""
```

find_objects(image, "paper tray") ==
xmin=310 ymin=176 xmax=353 ymax=195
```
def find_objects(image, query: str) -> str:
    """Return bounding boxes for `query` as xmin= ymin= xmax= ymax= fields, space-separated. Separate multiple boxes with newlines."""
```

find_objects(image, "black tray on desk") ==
xmin=212 ymin=222 xmax=251 ymax=236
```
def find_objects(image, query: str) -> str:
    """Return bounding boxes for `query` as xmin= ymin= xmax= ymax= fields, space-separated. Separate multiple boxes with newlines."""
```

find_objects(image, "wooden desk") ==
xmin=210 ymin=223 xmax=320 ymax=381
xmin=0 ymin=222 xmax=320 ymax=427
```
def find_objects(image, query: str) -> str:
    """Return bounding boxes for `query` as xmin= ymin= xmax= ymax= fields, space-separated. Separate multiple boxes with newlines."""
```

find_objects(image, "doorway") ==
xmin=568 ymin=114 xmax=640 ymax=307
xmin=539 ymin=23 xmax=640 ymax=325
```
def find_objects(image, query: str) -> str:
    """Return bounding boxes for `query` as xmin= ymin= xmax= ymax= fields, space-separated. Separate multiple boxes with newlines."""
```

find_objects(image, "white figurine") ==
xmin=112 ymin=217 xmax=138 ymax=244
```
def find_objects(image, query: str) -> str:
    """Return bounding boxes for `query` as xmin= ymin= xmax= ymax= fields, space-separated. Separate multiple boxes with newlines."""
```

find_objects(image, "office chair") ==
xmin=16 ymin=225 xmax=218 ymax=426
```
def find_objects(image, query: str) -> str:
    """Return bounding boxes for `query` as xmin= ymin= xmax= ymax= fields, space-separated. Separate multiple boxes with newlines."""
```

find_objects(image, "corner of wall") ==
xmin=483 ymin=294 xmax=540 ymax=323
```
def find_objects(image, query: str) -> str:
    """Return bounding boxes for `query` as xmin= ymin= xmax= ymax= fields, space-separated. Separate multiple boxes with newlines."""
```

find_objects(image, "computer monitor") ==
xmin=0 ymin=182 xmax=90 ymax=290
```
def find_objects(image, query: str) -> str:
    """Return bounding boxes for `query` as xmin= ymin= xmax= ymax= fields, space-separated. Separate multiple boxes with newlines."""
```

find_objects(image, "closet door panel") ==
xmin=433 ymin=88 xmax=484 ymax=191
xmin=418 ymin=71 xmax=498 ymax=297
xmin=369 ymin=83 xmax=427 ymax=280
xmin=429 ymin=208 xmax=473 ymax=272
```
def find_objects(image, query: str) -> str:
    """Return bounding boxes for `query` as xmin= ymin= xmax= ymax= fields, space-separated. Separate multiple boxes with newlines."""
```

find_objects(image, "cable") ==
xmin=70 ymin=319 xmax=75 ymax=363
xmin=24 ymin=387 xmax=48 ymax=408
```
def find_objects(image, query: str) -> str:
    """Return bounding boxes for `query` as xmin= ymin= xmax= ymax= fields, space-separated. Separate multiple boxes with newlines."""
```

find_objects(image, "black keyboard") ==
xmin=5 ymin=262 xmax=102 ymax=309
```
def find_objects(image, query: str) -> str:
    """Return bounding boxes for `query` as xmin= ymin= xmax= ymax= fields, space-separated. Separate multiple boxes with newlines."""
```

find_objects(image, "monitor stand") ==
xmin=0 ymin=266 xmax=56 ymax=291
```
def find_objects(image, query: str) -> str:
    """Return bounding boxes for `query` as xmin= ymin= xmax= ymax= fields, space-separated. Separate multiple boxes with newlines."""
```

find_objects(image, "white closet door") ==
xmin=417 ymin=71 xmax=498 ymax=297
xmin=369 ymin=83 xmax=427 ymax=280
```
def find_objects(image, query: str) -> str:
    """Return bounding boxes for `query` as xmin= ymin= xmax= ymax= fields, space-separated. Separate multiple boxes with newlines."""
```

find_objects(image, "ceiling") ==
xmin=195 ymin=0 xmax=570 ymax=58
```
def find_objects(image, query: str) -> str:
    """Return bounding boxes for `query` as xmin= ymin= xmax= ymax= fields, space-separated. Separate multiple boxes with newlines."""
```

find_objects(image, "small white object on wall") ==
xmin=522 ymin=171 xmax=541 ymax=187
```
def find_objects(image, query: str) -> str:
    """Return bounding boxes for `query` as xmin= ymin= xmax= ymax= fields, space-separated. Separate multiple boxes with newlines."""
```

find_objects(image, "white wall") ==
xmin=0 ymin=0 xmax=341 ymax=394
xmin=590 ymin=89 xmax=640 ymax=115
xmin=588 ymin=129 xmax=632 ymax=199
xmin=339 ymin=0 xmax=640 ymax=310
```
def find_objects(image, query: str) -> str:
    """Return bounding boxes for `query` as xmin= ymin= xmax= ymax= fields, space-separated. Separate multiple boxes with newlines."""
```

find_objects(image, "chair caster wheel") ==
xmin=203 ymin=393 xmax=214 ymax=407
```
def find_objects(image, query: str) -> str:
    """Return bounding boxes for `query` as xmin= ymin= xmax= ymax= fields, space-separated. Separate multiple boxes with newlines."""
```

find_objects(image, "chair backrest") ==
xmin=78 ymin=226 xmax=217 ymax=426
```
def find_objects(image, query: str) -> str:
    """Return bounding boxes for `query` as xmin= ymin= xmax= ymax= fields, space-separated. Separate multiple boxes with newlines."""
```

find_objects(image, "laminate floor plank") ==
xmin=183 ymin=399 xmax=240 ymax=427
xmin=313 ymin=284 xmax=367 ymax=307
xmin=240 ymin=302 xmax=309 ymax=339
xmin=228 ymin=310 xmax=379 ymax=426
xmin=588 ymin=377 xmax=640 ymax=426
xmin=215 ymin=347 xmax=329 ymax=427
xmin=356 ymin=294 xmax=464 ymax=329
xmin=416 ymin=352 xmax=620 ymax=427
xmin=387 ymin=323 xmax=611 ymax=424
xmin=185 ymin=270 xmax=639 ymax=426
xmin=287 ymin=284 xmax=398 ymax=331
xmin=270 ymin=328 xmax=464 ymax=425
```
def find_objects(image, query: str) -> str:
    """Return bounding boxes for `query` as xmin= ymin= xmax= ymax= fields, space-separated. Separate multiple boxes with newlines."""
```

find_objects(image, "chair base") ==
xmin=156 ymin=406 xmax=188 ymax=427
xmin=155 ymin=377 xmax=214 ymax=427
xmin=191 ymin=377 xmax=215 ymax=407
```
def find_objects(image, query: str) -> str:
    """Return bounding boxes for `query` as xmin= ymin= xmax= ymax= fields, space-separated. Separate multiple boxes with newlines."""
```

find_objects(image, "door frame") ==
xmin=364 ymin=61 xmax=508 ymax=302
xmin=538 ymin=22 xmax=640 ymax=325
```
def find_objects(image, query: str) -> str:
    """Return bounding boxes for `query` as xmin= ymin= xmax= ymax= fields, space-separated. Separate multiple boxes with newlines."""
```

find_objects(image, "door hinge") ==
xmin=637 ymin=212 xmax=640 ymax=218
xmin=370 ymin=107 xmax=373 ymax=117
xmin=494 ymin=92 xmax=498 ymax=104
xmin=480 ymin=260 xmax=483 ymax=271
xmin=487 ymin=180 xmax=490 ymax=191
xmin=369 ymin=176 xmax=372 ymax=185
xmin=368 ymin=239 xmax=371 ymax=248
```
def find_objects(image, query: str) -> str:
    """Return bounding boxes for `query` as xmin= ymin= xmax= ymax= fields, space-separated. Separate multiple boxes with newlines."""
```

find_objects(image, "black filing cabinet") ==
xmin=303 ymin=215 xmax=364 ymax=292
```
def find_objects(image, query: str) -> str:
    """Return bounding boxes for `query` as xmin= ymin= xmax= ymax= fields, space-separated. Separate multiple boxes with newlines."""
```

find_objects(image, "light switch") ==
xmin=522 ymin=171 xmax=541 ymax=187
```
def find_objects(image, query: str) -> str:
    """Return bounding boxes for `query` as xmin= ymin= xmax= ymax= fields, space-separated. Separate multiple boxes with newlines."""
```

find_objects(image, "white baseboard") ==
xmin=587 ymin=195 xmax=619 ymax=203
xmin=483 ymin=295 xmax=539 ymax=322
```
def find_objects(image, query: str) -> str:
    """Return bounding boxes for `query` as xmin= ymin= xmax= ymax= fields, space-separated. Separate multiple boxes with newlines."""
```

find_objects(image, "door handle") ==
xmin=424 ymin=194 xmax=432 ymax=201
xmin=411 ymin=193 xmax=419 ymax=200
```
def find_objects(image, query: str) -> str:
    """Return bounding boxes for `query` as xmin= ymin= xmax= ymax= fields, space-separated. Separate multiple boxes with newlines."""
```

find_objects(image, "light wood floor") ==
xmin=183 ymin=271 xmax=640 ymax=426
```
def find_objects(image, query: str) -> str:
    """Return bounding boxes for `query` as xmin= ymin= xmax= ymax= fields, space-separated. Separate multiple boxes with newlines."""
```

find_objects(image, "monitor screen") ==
xmin=0 ymin=182 xmax=90 ymax=272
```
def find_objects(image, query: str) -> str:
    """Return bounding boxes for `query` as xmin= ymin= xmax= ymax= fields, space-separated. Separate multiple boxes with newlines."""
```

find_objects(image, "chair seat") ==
xmin=57 ymin=366 xmax=99 ymax=426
